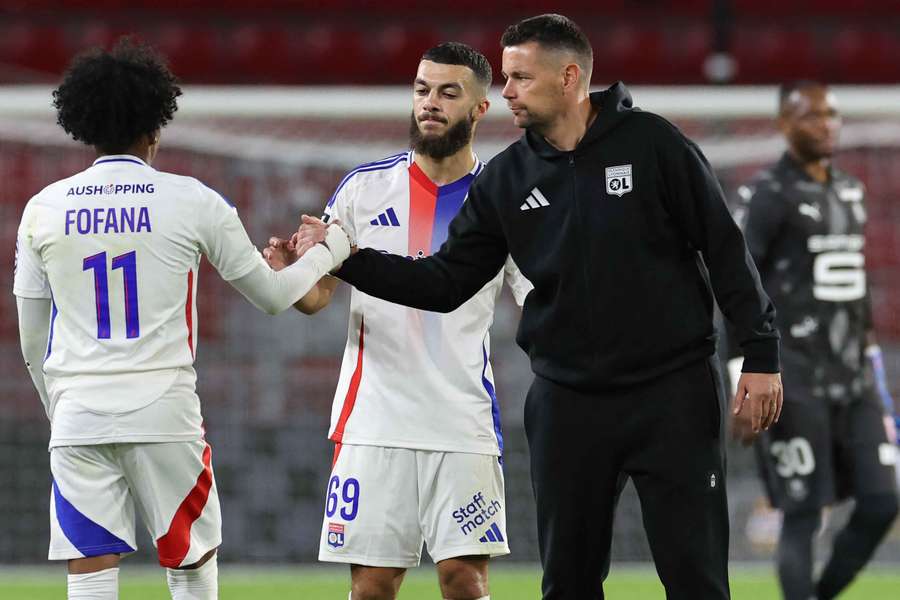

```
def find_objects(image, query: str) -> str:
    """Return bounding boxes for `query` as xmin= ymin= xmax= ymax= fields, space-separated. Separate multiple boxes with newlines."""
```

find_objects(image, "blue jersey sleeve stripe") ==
xmin=326 ymin=153 xmax=409 ymax=209
xmin=44 ymin=290 xmax=58 ymax=361
xmin=481 ymin=340 xmax=503 ymax=458
xmin=327 ymin=153 xmax=408 ymax=207
xmin=359 ymin=151 xmax=407 ymax=169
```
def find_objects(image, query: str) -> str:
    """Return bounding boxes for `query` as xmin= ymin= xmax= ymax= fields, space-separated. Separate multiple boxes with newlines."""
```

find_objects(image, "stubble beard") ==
xmin=515 ymin=108 xmax=552 ymax=136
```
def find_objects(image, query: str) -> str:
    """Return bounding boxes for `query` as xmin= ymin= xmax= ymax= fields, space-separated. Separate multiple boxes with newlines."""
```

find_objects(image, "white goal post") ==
xmin=0 ymin=85 xmax=898 ymax=170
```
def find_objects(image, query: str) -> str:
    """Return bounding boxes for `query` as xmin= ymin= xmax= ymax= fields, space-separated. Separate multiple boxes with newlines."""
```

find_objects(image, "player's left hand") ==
xmin=732 ymin=372 xmax=783 ymax=439
xmin=884 ymin=415 xmax=898 ymax=445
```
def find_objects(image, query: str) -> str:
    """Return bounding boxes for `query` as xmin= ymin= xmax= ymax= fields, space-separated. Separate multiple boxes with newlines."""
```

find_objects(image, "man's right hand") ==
xmin=292 ymin=215 xmax=329 ymax=257
xmin=294 ymin=215 xmax=357 ymax=256
xmin=262 ymin=236 xmax=296 ymax=272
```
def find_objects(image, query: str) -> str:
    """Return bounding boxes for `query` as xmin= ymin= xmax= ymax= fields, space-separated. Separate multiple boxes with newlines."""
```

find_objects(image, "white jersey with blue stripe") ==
xmin=13 ymin=155 xmax=260 ymax=447
xmin=324 ymin=151 xmax=532 ymax=456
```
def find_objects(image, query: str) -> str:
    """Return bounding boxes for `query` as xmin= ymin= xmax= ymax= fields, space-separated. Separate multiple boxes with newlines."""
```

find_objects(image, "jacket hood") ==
xmin=525 ymin=81 xmax=636 ymax=159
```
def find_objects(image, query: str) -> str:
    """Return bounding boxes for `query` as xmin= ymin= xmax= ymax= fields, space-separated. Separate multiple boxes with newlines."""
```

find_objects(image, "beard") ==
xmin=789 ymin=135 xmax=835 ymax=162
xmin=796 ymin=136 xmax=836 ymax=161
xmin=409 ymin=111 xmax=474 ymax=159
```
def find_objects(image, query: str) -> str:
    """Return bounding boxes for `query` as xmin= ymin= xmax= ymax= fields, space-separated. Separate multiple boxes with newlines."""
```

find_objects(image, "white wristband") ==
xmin=321 ymin=223 xmax=351 ymax=265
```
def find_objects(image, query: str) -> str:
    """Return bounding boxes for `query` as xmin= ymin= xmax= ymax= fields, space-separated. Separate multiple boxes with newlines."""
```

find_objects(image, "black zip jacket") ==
xmin=337 ymin=82 xmax=780 ymax=391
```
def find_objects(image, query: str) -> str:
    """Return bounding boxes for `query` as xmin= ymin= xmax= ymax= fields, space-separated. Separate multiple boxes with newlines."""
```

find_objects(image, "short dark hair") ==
xmin=53 ymin=37 xmax=182 ymax=154
xmin=778 ymin=80 xmax=826 ymax=114
xmin=501 ymin=14 xmax=593 ymax=80
xmin=421 ymin=42 xmax=492 ymax=95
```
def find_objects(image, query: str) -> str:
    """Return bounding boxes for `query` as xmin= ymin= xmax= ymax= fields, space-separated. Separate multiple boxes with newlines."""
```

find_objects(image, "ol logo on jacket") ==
xmin=605 ymin=164 xmax=633 ymax=197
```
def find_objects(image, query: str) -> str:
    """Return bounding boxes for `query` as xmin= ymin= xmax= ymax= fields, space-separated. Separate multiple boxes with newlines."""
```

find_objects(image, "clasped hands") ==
xmin=263 ymin=215 xmax=355 ymax=271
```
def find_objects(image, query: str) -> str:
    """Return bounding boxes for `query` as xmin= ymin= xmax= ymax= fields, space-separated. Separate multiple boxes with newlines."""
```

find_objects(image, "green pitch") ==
xmin=1 ymin=564 xmax=897 ymax=598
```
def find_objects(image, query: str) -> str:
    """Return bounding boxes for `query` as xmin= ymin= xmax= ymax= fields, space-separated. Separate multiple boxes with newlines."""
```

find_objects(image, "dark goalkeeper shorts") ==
xmin=755 ymin=391 xmax=897 ymax=514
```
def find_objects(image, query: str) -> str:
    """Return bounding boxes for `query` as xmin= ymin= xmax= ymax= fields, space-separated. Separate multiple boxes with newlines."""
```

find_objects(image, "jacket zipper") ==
xmin=568 ymin=152 xmax=597 ymax=360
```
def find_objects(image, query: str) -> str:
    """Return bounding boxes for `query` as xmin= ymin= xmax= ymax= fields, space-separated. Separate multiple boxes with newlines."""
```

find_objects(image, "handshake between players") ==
xmin=264 ymin=215 xmax=349 ymax=272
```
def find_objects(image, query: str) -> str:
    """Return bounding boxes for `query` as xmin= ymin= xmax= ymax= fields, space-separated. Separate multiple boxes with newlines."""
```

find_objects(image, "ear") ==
xmin=146 ymin=129 xmax=161 ymax=163
xmin=562 ymin=63 xmax=581 ymax=94
xmin=472 ymin=98 xmax=490 ymax=123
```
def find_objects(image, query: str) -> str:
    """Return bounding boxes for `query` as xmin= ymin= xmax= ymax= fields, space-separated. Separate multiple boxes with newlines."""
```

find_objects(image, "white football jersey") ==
xmin=14 ymin=155 xmax=261 ymax=447
xmin=324 ymin=151 xmax=532 ymax=456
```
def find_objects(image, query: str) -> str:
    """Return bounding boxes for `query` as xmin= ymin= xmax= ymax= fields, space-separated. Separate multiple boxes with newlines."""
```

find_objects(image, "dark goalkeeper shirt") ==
xmin=732 ymin=153 xmax=872 ymax=402
xmin=337 ymin=82 xmax=780 ymax=392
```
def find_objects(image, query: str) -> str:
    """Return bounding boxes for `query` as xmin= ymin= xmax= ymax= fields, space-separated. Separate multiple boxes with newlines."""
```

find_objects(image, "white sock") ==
xmin=443 ymin=597 xmax=490 ymax=600
xmin=166 ymin=554 xmax=218 ymax=600
xmin=67 ymin=567 xmax=119 ymax=600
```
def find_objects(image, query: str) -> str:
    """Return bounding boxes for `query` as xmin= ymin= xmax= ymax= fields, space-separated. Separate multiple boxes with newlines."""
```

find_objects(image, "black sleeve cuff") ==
xmin=332 ymin=251 xmax=367 ymax=285
xmin=740 ymin=337 xmax=781 ymax=373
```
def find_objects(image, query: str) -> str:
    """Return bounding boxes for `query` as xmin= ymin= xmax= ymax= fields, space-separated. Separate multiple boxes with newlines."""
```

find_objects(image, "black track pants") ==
xmin=525 ymin=357 xmax=731 ymax=600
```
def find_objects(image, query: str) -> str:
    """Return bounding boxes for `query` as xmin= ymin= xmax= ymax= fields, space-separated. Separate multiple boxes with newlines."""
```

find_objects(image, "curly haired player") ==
xmin=14 ymin=38 xmax=350 ymax=600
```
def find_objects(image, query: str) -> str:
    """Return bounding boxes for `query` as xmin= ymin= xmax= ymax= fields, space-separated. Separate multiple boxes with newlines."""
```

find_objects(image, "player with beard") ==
xmin=730 ymin=82 xmax=898 ymax=600
xmin=266 ymin=42 xmax=530 ymax=600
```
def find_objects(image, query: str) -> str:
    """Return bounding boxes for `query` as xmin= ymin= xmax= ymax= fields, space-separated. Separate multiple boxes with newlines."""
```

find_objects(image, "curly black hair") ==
xmin=53 ymin=37 xmax=182 ymax=154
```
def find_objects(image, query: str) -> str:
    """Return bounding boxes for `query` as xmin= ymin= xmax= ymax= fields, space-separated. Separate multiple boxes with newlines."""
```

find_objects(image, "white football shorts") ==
xmin=318 ymin=444 xmax=509 ymax=568
xmin=49 ymin=440 xmax=221 ymax=568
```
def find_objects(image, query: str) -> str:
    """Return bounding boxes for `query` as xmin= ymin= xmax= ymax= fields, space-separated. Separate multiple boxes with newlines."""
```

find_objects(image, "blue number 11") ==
xmin=83 ymin=250 xmax=140 ymax=339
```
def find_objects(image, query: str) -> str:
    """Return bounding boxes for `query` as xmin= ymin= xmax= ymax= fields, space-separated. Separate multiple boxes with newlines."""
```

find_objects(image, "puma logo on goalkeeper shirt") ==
xmin=798 ymin=202 xmax=822 ymax=222
xmin=519 ymin=187 xmax=550 ymax=211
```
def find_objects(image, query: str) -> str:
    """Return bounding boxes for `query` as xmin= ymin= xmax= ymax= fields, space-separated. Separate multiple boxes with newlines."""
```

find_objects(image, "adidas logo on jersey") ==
xmin=520 ymin=187 xmax=550 ymax=211
xmin=369 ymin=207 xmax=400 ymax=226
xmin=478 ymin=522 xmax=505 ymax=543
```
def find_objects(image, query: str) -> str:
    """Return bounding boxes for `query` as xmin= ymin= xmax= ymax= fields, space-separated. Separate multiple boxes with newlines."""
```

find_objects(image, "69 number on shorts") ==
xmin=325 ymin=475 xmax=360 ymax=549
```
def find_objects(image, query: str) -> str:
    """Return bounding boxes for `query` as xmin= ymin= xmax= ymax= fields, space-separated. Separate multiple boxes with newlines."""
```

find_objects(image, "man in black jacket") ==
xmin=296 ymin=14 xmax=783 ymax=600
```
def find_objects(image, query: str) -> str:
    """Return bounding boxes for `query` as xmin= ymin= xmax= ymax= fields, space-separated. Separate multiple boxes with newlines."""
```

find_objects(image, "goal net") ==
xmin=1 ymin=85 xmax=898 ymax=564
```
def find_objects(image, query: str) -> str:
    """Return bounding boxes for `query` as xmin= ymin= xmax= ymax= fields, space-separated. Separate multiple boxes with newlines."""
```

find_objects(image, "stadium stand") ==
xmin=0 ymin=1 xmax=898 ymax=84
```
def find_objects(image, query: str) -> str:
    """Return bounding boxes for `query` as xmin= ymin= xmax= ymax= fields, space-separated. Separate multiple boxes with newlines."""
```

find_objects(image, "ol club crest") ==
xmin=605 ymin=164 xmax=633 ymax=197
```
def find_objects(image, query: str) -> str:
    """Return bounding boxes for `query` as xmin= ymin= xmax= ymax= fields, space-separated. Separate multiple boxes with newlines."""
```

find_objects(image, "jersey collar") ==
xmin=408 ymin=150 xmax=483 ymax=180
xmin=779 ymin=151 xmax=833 ymax=186
xmin=92 ymin=155 xmax=151 ymax=168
